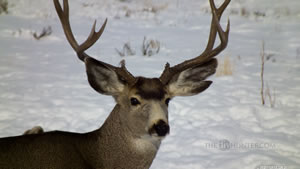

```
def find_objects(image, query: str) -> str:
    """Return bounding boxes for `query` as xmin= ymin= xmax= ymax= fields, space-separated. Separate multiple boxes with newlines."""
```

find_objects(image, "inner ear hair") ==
xmin=185 ymin=59 xmax=218 ymax=82
xmin=85 ymin=57 xmax=126 ymax=95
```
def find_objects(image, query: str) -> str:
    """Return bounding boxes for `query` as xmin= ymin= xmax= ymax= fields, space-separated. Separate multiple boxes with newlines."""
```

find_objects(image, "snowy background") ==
xmin=0 ymin=0 xmax=300 ymax=168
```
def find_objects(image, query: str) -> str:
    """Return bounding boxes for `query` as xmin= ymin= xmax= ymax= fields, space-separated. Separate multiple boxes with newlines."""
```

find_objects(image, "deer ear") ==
xmin=167 ymin=59 xmax=217 ymax=97
xmin=84 ymin=57 xmax=125 ymax=95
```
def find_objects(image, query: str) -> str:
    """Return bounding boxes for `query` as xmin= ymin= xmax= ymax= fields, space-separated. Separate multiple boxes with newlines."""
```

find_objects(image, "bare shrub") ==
xmin=82 ymin=3 xmax=94 ymax=8
xmin=260 ymin=41 xmax=276 ymax=108
xmin=119 ymin=0 xmax=132 ymax=2
xmin=265 ymin=83 xmax=276 ymax=108
xmin=116 ymin=42 xmax=136 ymax=57
xmin=216 ymin=55 xmax=233 ymax=76
xmin=230 ymin=9 xmax=239 ymax=15
xmin=33 ymin=26 xmax=52 ymax=40
xmin=297 ymin=47 xmax=300 ymax=59
xmin=254 ymin=11 xmax=266 ymax=17
xmin=231 ymin=7 xmax=266 ymax=19
xmin=240 ymin=7 xmax=250 ymax=17
xmin=0 ymin=0 xmax=8 ymax=14
xmin=125 ymin=9 xmax=132 ymax=17
xmin=266 ymin=54 xmax=275 ymax=62
xmin=142 ymin=36 xmax=160 ymax=57
xmin=143 ymin=1 xmax=168 ymax=13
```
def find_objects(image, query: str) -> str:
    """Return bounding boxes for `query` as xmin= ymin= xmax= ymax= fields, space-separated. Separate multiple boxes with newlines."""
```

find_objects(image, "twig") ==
xmin=33 ymin=26 xmax=52 ymax=40
xmin=261 ymin=40 xmax=265 ymax=105
xmin=115 ymin=42 xmax=135 ymax=57
xmin=266 ymin=83 xmax=276 ymax=108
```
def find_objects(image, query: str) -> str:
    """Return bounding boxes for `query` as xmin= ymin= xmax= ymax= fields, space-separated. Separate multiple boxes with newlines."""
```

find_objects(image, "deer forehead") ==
xmin=129 ymin=77 xmax=167 ymax=101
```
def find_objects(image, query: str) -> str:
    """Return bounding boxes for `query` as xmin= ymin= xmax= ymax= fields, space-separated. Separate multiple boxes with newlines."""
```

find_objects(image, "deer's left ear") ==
xmin=166 ymin=59 xmax=217 ymax=97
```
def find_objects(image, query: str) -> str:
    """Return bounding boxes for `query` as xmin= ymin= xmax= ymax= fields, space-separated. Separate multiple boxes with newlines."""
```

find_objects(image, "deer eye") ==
xmin=130 ymin=97 xmax=141 ymax=106
xmin=165 ymin=98 xmax=171 ymax=106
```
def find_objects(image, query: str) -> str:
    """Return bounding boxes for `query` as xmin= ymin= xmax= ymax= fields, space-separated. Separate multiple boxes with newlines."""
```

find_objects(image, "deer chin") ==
xmin=148 ymin=129 xmax=169 ymax=139
xmin=138 ymin=134 xmax=163 ymax=151
xmin=149 ymin=133 xmax=168 ymax=140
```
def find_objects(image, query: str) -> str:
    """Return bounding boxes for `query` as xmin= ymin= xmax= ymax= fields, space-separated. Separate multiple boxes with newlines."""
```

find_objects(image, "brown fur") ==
xmin=134 ymin=77 xmax=166 ymax=100
xmin=0 ymin=106 xmax=158 ymax=169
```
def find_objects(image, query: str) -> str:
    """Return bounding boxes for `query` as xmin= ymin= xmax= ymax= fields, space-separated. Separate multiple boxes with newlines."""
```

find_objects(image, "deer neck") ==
xmin=82 ymin=104 xmax=160 ymax=169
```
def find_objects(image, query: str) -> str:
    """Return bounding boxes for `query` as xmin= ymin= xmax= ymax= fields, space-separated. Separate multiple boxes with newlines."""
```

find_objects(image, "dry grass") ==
xmin=33 ymin=26 xmax=52 ymax=40
xmin=216 ymin=55 xmax=233 ymax=77
xmin=265 ymin=83 xmax=276 ymax=108
xmin=0 ymin=0 xmax=8 ymax=14
xmin=143 ymin=0 xmax=168 ymax=13
xmin=142 ymin=36 xmax=160 ymax=57
xmin=115 ymin=42 xmax=136 ymax=57
xmin=260 ymin=41 xmax=276 ymax=108
xmin=261 ymin=41 xmax=265 ymax=105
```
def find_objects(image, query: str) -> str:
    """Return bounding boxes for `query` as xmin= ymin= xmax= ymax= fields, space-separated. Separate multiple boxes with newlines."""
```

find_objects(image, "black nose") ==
xmin=153 ymin=120 xmax=170 ymax=137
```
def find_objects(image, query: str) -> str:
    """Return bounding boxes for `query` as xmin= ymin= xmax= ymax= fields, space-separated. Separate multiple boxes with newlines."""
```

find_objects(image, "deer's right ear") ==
xmin=85 ymin=57 xmax=125 ymax=95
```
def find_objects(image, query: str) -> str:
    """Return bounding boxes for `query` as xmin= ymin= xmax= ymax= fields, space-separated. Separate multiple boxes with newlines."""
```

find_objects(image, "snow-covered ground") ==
xmin=1 ymin=0 xmax=300 ymax=168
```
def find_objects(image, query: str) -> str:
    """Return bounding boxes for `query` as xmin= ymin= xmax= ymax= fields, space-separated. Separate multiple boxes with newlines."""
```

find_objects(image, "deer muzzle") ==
xmin=149 ymin=120 xmax=170 ymax=137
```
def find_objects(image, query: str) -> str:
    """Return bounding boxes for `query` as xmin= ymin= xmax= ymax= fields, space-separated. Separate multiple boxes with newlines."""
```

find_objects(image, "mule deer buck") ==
xmin=0 ymin=0 xmax=230 ymax=168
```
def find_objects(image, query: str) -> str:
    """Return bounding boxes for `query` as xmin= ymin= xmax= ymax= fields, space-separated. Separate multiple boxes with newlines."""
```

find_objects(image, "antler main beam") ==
xmin=53 ymin=0 xmax=136 ymax=85
xmin=159 ymin=0 xmax=230 ymax=84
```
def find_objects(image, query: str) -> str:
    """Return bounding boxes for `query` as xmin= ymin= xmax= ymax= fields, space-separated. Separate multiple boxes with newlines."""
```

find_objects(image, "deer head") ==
xmin=54 ymin=0 xmax=230 ymax=142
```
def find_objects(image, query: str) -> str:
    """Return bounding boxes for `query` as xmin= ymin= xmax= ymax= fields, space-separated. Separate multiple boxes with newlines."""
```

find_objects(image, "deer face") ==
xmin=85 ymin=58 xmax=171 ymax=139
xmin=85 ymin=57 xmax=218 ymax=140
xmin=124 ymin=77 xmax=170 ymax=138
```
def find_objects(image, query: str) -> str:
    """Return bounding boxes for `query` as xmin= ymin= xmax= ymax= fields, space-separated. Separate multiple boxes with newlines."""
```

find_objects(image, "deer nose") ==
xmin=152 ymin=120 xmax=170 ymax=137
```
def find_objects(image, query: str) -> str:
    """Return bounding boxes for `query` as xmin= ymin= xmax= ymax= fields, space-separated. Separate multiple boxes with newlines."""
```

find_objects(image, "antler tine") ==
xmin=77 ymin=19 xmax=107 ymax=61
xmin=204 ymin=0 xmax=230 ymax=52
xmin=159 ymin=0 xmax=230 ymax=85
xmin=54 ymin=0 xmax=136 ymax=85
xmin=54 ymin=0 xmax=106 ymax=61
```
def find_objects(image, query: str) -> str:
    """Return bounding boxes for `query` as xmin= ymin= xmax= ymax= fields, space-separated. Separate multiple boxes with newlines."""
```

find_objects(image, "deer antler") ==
xmin=53 ymin=0 xmax=136 ymax=85
xmin=159 ymin=0 xmax=230 ymax=85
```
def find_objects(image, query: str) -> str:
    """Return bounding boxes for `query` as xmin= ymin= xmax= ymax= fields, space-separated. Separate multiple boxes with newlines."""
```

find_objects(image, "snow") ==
xmin=1 ymin=0 xmax=300 ymax=168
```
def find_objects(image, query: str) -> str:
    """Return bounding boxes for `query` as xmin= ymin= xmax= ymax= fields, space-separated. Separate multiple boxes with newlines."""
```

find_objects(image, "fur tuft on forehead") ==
xmin=133 ymin=77 xmax=166 ymax=100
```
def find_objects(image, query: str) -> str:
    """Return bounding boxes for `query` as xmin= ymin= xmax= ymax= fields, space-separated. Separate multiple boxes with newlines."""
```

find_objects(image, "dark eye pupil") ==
xmin=130 ymin=98 xmax=140 ymax=106
xmin=165 ymin=98 xmax=171 ymax=105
